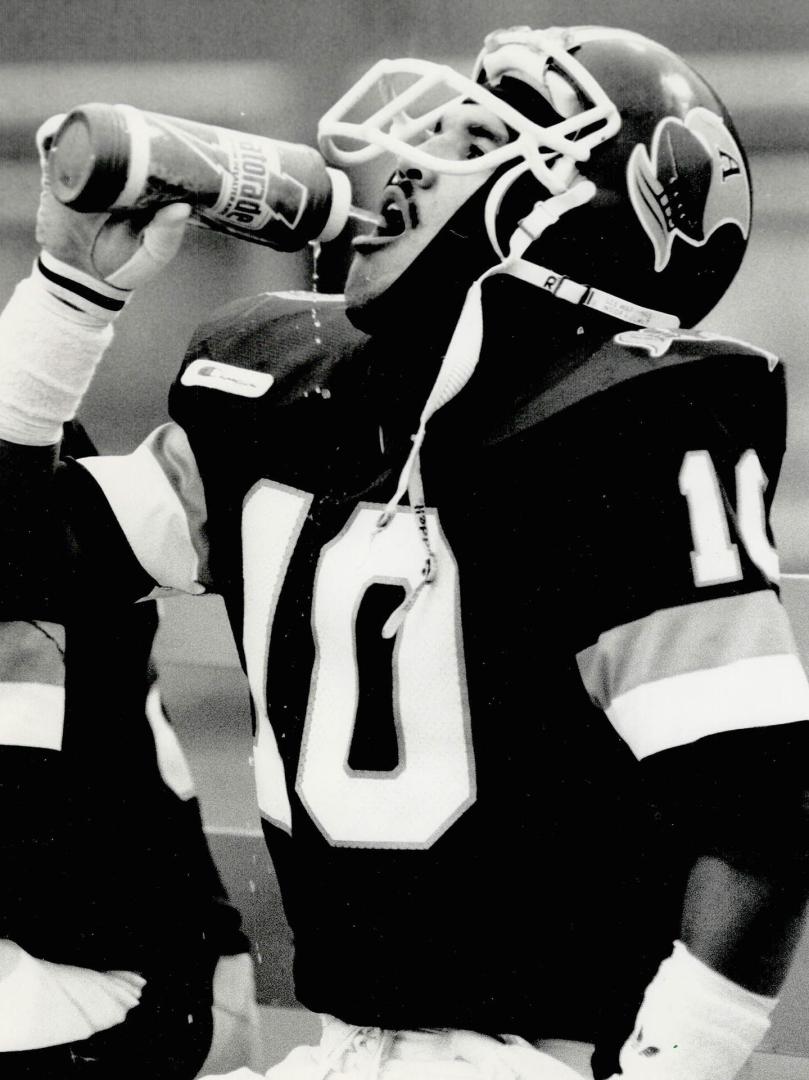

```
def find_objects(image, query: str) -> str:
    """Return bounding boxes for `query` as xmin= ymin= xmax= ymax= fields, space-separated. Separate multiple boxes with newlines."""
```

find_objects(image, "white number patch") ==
xmin=242 ymin=489 xmax=475 ymax=849
xmin=679 ymin=449 xmax=779 ymax=587
xmin=242 ymin=480 xmax=313 ymax=833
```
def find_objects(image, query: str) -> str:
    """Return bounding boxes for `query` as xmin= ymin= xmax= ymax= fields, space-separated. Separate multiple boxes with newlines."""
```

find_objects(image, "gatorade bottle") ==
xmin=46 ymin=103 xmax=354 ymax=251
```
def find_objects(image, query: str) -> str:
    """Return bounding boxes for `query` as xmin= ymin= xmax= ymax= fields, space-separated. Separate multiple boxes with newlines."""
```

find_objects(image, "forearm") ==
xmin=611 ymin=724 xmax=809 ymax=1079
xmin=0 ymin=261 xmax=126 ymax=616
xmin=610 ymin=857 xmax=791 ymax=1080
xmin=0 ymin=257 xmax=127 ymax=448
xmin=681 ymin=853 xmax=808 ymax=995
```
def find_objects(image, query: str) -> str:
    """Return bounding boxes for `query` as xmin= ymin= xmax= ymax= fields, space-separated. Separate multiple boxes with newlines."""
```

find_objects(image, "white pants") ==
xmin=253 ymin=1017 xmax=595 ymax=1079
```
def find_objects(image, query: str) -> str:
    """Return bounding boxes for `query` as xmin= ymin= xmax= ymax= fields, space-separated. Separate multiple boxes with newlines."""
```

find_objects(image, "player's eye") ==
xmin=466 ymin=124 xmax=504 ymax=158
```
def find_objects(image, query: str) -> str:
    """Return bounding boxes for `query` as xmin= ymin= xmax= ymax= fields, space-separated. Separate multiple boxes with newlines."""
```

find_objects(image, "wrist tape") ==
xmin=0 ymin=255 xmax=131 ymax=446
xmin=618 ymin=940 xmax=777 ymax=1080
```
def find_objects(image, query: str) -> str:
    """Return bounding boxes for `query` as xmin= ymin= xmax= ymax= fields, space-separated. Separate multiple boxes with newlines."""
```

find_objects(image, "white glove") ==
xmin=35 ymin=113 xmax=190 ymax=291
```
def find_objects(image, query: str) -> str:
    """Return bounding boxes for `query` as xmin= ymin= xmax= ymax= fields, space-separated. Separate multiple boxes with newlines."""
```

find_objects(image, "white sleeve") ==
xmin=78 ymin=422 xmax=212 ymax=597
xmin=0 ymin=940 xmax=144 ymax=1050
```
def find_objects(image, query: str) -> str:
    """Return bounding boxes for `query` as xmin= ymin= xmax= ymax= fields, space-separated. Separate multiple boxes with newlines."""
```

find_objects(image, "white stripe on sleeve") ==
xmin=607 ymin=654 xmax=809 ymax=759
xmin=0 ymin=621 xmax=65 ymax=749
xmin=78 ymin=423 xmax=211 ymax=595
xmin=0 ymin=684 xmax=64 ymax=750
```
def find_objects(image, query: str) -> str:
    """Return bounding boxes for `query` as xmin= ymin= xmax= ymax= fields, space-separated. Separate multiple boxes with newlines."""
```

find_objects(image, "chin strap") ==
xmin=503 ymin=257 xmax=681 ymax=328
xmin=377 ymin=179 xmax=679 ymax=636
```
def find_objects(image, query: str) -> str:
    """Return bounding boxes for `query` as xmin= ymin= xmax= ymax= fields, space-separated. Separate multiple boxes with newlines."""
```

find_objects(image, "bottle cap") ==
xmin=319 ymin=168 xmax=352 ymax=242
xmin=48 ymin=104 xmax=129 ymax=212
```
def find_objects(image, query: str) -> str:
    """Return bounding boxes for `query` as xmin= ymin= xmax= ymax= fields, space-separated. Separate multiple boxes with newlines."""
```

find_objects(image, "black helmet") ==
xmin=319 ymin=25 xmax=751 ymax=329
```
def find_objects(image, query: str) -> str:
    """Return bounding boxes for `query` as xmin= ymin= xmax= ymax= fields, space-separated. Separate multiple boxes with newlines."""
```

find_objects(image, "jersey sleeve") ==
xmin=76 ymin=422 xmax=212 ymax=598
xmin=551 ymin=353 xmax=809 ymax=760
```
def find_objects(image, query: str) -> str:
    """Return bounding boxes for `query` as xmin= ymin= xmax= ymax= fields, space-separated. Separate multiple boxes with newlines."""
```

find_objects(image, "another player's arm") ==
xmin=0 ymin=114 xmax=192 ymax=602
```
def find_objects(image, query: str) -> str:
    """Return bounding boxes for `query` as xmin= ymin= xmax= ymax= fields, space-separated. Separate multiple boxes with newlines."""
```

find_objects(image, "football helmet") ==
xmin=319 ymin=25 xmax=752 ymax=330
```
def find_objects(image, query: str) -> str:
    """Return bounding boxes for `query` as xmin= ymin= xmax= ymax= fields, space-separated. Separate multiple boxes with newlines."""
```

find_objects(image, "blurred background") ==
xmin=2 ymin=0 xmax=809 ymax=1063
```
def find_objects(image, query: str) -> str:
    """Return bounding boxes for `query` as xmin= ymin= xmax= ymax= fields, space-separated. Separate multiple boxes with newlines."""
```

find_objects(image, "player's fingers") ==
xmin=142 ymin=202 xmax=193 ymax=262
xmin=35 ymin=114 xmax=67 ymax=168
xmin=105 ymin=202 xmax=192 ymax=288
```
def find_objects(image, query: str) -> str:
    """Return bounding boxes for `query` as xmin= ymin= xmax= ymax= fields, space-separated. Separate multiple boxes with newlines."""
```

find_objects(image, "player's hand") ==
xmin=35 ymin=114 xmax=191 ymax=290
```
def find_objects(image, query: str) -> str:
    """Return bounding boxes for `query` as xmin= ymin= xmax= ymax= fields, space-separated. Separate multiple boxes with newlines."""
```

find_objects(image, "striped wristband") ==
xmin=37 ymin=250 xmax=132 ymax=321
xmin=0 ymin=260 xmax=122 ymax=445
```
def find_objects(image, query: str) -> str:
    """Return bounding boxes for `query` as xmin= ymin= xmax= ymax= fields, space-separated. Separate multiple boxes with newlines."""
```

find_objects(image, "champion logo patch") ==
xmin=180 ymin=358 xmax=275 ymax=397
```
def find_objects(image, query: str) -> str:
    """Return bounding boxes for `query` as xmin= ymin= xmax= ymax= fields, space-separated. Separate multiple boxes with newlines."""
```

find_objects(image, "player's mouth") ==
xmin=351 ymin=182 xmax=416 ymax=254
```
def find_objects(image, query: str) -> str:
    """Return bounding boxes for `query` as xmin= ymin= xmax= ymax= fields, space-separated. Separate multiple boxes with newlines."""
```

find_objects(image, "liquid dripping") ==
xmin=308 ymin=240 xmax=323 ymax=347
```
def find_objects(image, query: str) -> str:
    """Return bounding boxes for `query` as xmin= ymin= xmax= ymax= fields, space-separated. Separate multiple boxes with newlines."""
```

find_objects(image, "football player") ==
xmin=0 ymin=22 xmax=808 ymax=1080
xmin=0 ymin=420 xmax=258 ymax=1077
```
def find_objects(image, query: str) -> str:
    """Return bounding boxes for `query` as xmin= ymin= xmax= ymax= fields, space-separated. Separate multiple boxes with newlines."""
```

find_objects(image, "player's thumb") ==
xmin=106 ymin=203 xmax=192 ymax=289
xmin=35 ymin=113 xmax=67 ymax=171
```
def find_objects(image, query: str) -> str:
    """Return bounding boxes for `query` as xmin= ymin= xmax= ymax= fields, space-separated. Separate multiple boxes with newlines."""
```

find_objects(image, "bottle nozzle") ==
xmin=348 ymin=205 xmax=384 ymax=229
xmin=321 ymin=169 xmax=383 ymax=241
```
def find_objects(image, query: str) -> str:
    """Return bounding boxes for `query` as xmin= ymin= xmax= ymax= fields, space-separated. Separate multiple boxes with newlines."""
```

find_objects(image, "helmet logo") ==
xmin=627 ymin=106 xmax=751 ymax=272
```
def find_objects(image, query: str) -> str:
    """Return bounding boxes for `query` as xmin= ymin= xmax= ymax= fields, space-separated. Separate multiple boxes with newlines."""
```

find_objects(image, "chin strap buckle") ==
xmin=504 ymin=257 xmax=680 ymax=330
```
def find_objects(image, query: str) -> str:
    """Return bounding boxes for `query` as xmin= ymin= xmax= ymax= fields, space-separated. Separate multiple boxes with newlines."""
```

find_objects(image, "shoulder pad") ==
xmin=172 ymin=290 xmax=367 ymax=406
xmin=613 ymin=328 xmax=780 ymax=369
xmin=184 ymin=290 xmax=357 ymax=369
xmin=484 ymin=327 xmax=782 ymax=445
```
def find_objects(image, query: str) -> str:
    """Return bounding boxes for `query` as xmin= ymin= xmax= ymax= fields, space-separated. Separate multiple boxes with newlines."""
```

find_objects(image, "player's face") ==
xmin=344 ymin=101 xmax=510 ymax=313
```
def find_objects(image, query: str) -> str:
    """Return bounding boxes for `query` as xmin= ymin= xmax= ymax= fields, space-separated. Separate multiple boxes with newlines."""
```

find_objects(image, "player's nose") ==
xmin=390 ymin=164 xmax=437 ymax=191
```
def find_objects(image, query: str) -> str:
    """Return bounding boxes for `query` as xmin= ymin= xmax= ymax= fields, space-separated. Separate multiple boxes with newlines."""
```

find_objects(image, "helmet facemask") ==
xmin=318 ymin=27 xmax=619 ymax=250
xmin=319 ymin=26 xmax=681 ymax=332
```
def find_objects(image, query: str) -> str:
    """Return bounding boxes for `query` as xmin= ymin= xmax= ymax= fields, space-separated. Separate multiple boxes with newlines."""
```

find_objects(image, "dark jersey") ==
xmin=19 ymin=294 xmax=809 ymax=1049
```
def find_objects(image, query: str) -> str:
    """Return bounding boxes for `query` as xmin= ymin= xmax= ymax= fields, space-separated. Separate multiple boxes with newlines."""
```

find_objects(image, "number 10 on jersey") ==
xmin=242 ymin=481 xmax=476 ymax=849
xmin=679 ymin=448 xmax=779 ymax=587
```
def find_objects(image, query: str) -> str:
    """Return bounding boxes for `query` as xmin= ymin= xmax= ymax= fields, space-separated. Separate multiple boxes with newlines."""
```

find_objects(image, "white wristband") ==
xmin=0 ymin=261 xmax=122 ymax=446
xmin=618 ymin=940 xmax=777 ymax=1080
xmin=37 ymin=251 xmax=132 ymax=320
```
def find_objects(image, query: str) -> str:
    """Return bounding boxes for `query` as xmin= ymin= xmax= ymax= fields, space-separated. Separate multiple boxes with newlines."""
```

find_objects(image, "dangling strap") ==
xmin=381 ymin=453 xmax=437 ymax=639
xmin=376 ymin=264 xmax=496 ymax=530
